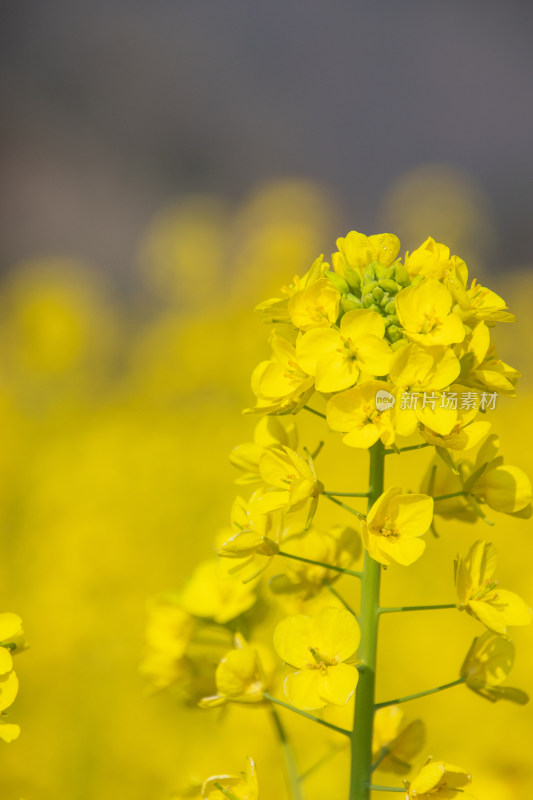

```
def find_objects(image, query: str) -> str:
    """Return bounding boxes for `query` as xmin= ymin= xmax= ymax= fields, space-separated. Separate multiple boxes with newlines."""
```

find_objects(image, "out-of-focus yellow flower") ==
xmin=461 ymin=631 xmax=529 ymax=704
xmin=274 ymin=607 xmax=360 ymax=710
xmin=466 ymin=435 xmax=532 ymax=515
xmin=229 ymin=417 xmax=298 ymax=485
xmin=372 ymin=706 xmax=425 ymax=775
xmin=455 ymin=540 xmax=532 ymax=634
xmin=0 ymin=612 xmax=25 ymax=743
xmin=362 ymin=487 xmax=433 ymax=566
xmin=257 ymin=446 xmax=323 ymax=526
xmin=420 ymin=458 xmax=477 ymax=524
xmin=181 ymin=560 xmax=258 ymax=624
xmin=247 ymin=333 xmax=314 ymax=414
xmin=396 ymin=278 xmax=465 ymax=346
xmin=405 ymin=759 xmax=473 ymax=799
xmin=199 ymin=634 xmax=266 ymax=708
xmin=326 ymin=380 xmax=396 ymax=448
xmin=201 ymin=757 xmax=258 ymax=800
xmin=254 ymin=253 xmax=330 ymax=324
xmin=269 ymin=524 xmax=361 ymax=599
xmin=288 ymin=277 xmax=341 ymax=331
xmin=217 ymin=492 xmax=280 ymax=582
xmin=332 ymin=231 xmax=400 ymax=279
xmin=457 ymin=321 xmax=520 ymax=395
xmin=296 ymin=309 xmax=392 ymax=393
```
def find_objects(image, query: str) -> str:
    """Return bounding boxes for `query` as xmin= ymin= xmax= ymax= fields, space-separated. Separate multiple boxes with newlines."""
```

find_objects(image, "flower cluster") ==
xmin=146 ymin=230 xmax=531 ymax=799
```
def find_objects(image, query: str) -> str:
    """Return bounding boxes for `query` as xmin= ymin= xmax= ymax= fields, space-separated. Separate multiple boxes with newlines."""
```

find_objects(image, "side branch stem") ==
xmin=375 ymin=677 xmax=465 ymax=709
xmin=378 ymin=604 xmax=456 ymax=614
xmin=269 ymin=705 xmax=303 ymax=800
xmin=264 ymin=693 xmax=351 ymax=737
xmin=277 ymin=550 xmax=362 ymax=579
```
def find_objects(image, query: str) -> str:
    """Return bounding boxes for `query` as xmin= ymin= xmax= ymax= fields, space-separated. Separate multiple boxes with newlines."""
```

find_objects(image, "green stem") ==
xmin=432 ymin=490 xmax=465 ymax=502
xmin=269 ymin=705 xmax=303 ymax=800
xmin=277 ymin=550 xmax=362 ymax=579
xmin=324 ymin=491 xmax=370 ymax=498
xmin=375 ymin=677 xmax=465 ymax=709
xmin=371 ymin=747 xmax=390 ymax=773
xmin=326 ymin=582 xmax=358 ymax=618
xmin=384 ymin=442 xmax=429 ymax=454
xmin=378 ymin=604 xmax=456 ymax=614
xmin=303 ymin=405 xmax=326 ymax=419
xmin=349 ymin=440 xmax=385 ymax=800
xmin=264 ymin=692 xmax=351 ymax=737
xmin=325 ymin=493 xmax=367 ymax=520
xmin=368 ymin=787 xmax=405 ymax=793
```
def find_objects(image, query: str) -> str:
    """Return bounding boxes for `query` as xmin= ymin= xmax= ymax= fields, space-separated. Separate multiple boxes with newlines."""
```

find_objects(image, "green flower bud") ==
xmin=386 ymin=325 xmax=403 ymax=343
xmin=341 ymin=293 xmax=364 ymax=312
xmin=361 ymin=281 xmax=378 ymax=296
xmin=362 ymin=294 xmax=375 ymax=308
xmin=394 ymin=264 xmax=410 ymax=286
xmin=363 ymin=265 xmax=376 ymax=283
xmin=374 ymin=264 xmax=396 ymax=280
xmin=411 ymin=274 xmax=425 ymax=287
xmin=368 ymin=303 xmax=381 ymax=314
xmin=384 ymin=299 xmax=396 ymax=316
xmin=383 ymin=317 xmax=392 ymax=329
xmin=387 ymin=314 xmax=399 ymax=326
xmin=372 ymin=286 xmax=385 ymax=303
xmin=344 ymin=266 xmax=362 ymax=292
xmin=378 ymin=279 xmax=399 ymax=294
xmin=325 ymin=271 xmax=350 ymax=293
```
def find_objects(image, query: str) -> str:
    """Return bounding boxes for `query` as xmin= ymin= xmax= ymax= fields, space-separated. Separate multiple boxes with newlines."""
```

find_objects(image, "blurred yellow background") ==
xmin=1 ymin=171 xmax=532 ymax=799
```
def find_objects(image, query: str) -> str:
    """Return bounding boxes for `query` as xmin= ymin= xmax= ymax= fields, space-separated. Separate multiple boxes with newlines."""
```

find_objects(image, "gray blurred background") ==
xmin=1 ymin=1 xmax=533 ymax=282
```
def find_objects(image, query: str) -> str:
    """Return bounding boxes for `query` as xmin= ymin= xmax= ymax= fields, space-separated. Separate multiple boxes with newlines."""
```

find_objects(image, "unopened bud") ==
xmin=384 ymin=299 xmax=396 ymax=315
xmin=394 ymin=264 xmax=410 ymax=286
xmin=372 ymin=286 xmax=385 ymax=302
xmin=341 ymin=293 xmax=364 ymax=312
xmin=386 ymin=325 xmax=403 ymax=343
xmin=325 ymin=271 xmax=350 ymax=293
xmin=361 ymin=281 xmax=378 ymax=296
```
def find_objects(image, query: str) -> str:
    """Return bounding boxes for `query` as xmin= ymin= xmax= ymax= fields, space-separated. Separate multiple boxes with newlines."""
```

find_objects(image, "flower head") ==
xmin=247 ymin=333 xmax=314 ymax=415
xmin=274 ymin=607 xmax=360 ymax=710
xmin=199 ymin=634 xmax=266 ymax=708
xmin=257 ymin=445 xmax=323 ymax=526
xmin=396 ymin=278 xmax=466 ymax=347
xmin=229 ymin=416 xmax=298 ymax=485
xmin=455 ymin=540 xmax=531 ymax=634
xmin=466 ymin=435 xmax=532 ymax=515
xmin=363 ymin=487 xmax=433 ymax=566
xmin=217 ymin=492 xmax=280 ymax=581
xmin=181 ymin=560 xmax=258 ymax=624
xmin=405 ymin=759 xmax=473 ymax=799
xmin=461 ymin=630 xmax=529 ymax=704
xmin=326 ymin=380 xmax=396 ymax=448
xmin=333 ymin=231 xmax=400 ymax=278
xmin=372 ymin=706 xmax=425 ymax=775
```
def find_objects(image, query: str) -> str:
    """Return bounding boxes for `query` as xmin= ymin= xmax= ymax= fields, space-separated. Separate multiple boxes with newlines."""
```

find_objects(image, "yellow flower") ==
xmin=247 ymin=333 xmax=314 ymax=414
xmin=396 ymin=278 xmax=466 ymax=346
xmin=404 ymin=237 xmax=468 ymax=283
xmin=229 ymin=416 xmax=298 ymax=485
xmin=274 ymin=607 xmax=360 ymax=710
xmin=256 ymin=446 xmax=323 ymax=526
xmin=326 ymin=380 xmax=396 ymax=448
xmin=389 ymin=342 xmax=460 ymax=437
xmin=457 ymin=321 xmax=520 ymax=395
xmin=420 ymin=391 xmax=491 ymax=451
xmin=455 ymin=540 xmax=532 ymax=633
xmin=269 ymin=524 xmax=361 ymax=599
xmin=466 ymin=434 xmax=532 ymax=515
xmin=199 ymin=634 xmax=266 ymax=708
xmin=201 ymin=757 xmax=258 ymax=800
xmin=0 ymin=612 xmax=25 ymax=744
xmin=461 ymin=630 xmax=529 ymax=704
xmin=420 ymin=458 xmax=476 ymax=524
xmin=372 ymin=706 xmax=425 ymax=775
xmin=217 ymin=492 xmax=280 ymax=581
xmin=254 ymin=253 xmax=330 ymax=324
xmin=454 ymin=278 xmax=514 ymax=326
xmin=288 ymin=277 xmax=341 ymax=330
xmin=181 ymin=560 xmax=258 ymax=624
xmin=405 ymin=759 xmax=473 ymax=799
xmin=333 ymin=231 xmax=400 ymax=278
xmin=362 ymin=487 xmax=433 ymax=566
xmin=296 ymin=309 xmax=392 ymax=393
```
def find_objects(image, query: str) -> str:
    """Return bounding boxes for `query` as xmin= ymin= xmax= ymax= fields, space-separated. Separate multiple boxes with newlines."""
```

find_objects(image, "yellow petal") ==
xmin=315 ymin=663 xmax=358 ymax=706
xmin=340 ymin=309 xmax=385 ymax=340
xmin=0 ymin=723 xmax=20 ymax=743
xmin=0 ymin=648 xmax=14 ymax=676
xmin=274 ymin=615 xmax=314 ymax=668
xmin=296 ymin=328 xmax=341 ymax=376
xmin=354 ymin=335 xmax=392 ymax=377
xmin=377 ymin=537 xmax=426 ymax=566
xmin=284 ymin=669 xmax=325 ymax=710
xmin=0 ymin=614 xmax=23 ymax=643
xmin=315 ymin=351 xmax=360 ymax=393
xmin=0 ymin=671 xmax=19 ymax=713
xmin=310 ymin=608 xmax=360 ymax=662
xmin=394 ymin=494 xmax=434 ymax=538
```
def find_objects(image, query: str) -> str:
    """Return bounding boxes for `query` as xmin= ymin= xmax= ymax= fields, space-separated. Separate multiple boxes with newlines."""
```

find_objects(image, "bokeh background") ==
xmin=1 ymin=3 xmax=533 ymax=799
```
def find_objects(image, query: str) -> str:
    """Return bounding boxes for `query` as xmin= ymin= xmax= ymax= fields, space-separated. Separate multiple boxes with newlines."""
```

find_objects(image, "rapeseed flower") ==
xmin=274 ymin=607 xmax=360 ymax=710
xmin=288 ymin=277 xmax=341 ymax=330
xmin=180 ymin=560 xmax=258 ymax=624
xmin=199 ymin=634 xmax=266 ymax=708
xmin=217 ymin=492 xmax=280 ymax=581
xmin=332 ymin=231 xmax=400 ymax=279
xmin=326 ymin=380 xmax=396 ymax=448
xmin=362 ymin=487 xmax=433 ymax=566
xmin=396 ymin=278 xmax=466 ymax=347
xmin=465 ymin=435 xmax=532 ymax=515
xmin=461 ymin=631 xmax=529 ymax=704
xmin=201 ymin=757 xmax=258 ymax=800
xmin=372 ymin=706 xmax=425 ymax=775
xmin=455 ymin=540 xmax=531 ymax=634
xmin=229 ymin=417 xmax=298 ymax=485
xmin=256 ymin=445 xmax=323 ymax=526
xmin=405 ymin=759 xmax=473 ymax=799
xmin=0 ymin=612 xmax=25 ymax=743
xmin=248 ymin=333 xmax=314 ymax=414
xmin=296 ymin=309 xmax=392 ymax=393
